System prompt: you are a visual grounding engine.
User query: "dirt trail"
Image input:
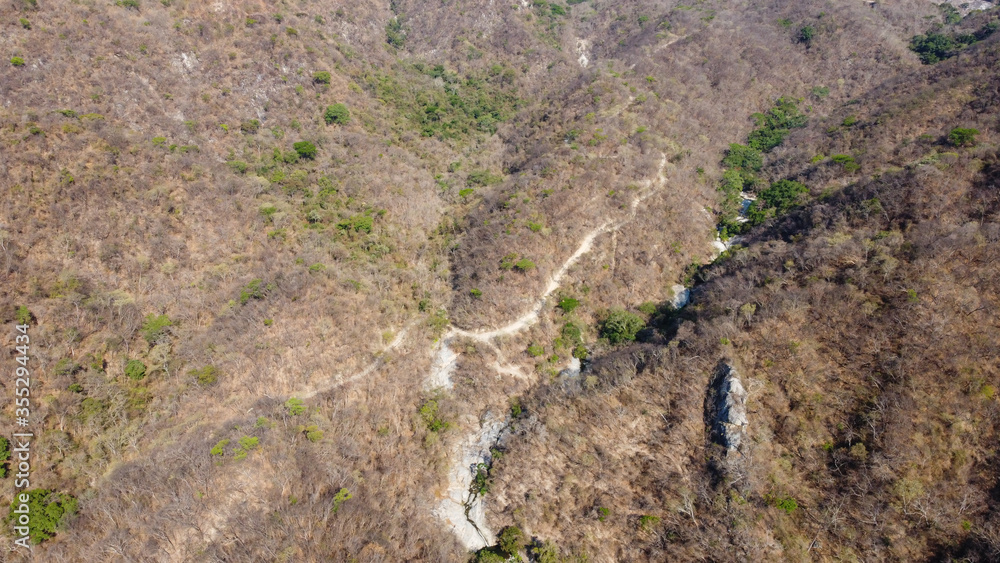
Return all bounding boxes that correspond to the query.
[429,155,668,550]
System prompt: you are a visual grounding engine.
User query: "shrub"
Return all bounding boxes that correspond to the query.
[419,399,449,432]
[10,57,25,67]
[293,141,317,159]
[638,301,657,315]
[467,169,503,186]
[470,288,482,298]
[233,436,258,460]
[313,71,331,84]
[190,365,218,386]
[125,360,147,380]
[19,18,30,29]
[210,439,229,456]
[324,103,350,125]
[910,32,957,64]
[285,397,306,415]
[15,306,31,325]
[557,297,579,313]
[798,25,814,45]
[514,258,535,272]
[0,437,9,477]
[332,488,352,513]
[116,0,139,8]
[386,17,406,48]
[8,489,77,544]
[239,279,269,304]
[240,119,260,134]
[722,143,762,172]
[948,127,979,147]
[600,308,645,345]
[497,525,526,555]
[842,115,858,127]
[747,97,807,152]
[336,214,373,234]
[527,344,545,357]
[141,314,173,344]
[638,514,661,532]
[53,358,80,376]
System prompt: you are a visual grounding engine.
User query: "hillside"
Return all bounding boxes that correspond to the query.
[0,0,998,561]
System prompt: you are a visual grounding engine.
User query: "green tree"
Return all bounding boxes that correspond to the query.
[8,489,77,544]
[10,57,25,67]
[285,397,305,415]
[948,127,979,147]
[497,525,526,554]
[125,360,147,380]
[15,306,31,325]
[798,25,815,46]
[599,308,646,345]
[324,103,350,125]
[313,71,331,84]
[141,314,173,344]
[293,141,317,159]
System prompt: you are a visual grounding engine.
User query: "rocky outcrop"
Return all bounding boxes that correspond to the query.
[712,363,748,452]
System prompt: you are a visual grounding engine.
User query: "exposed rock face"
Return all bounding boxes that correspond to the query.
[713,364,748,451]
[670,284,690,309]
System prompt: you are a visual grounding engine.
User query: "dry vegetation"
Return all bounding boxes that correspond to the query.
[0,0,997,560]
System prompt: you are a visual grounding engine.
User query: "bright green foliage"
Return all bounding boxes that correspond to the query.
[527,344,545,357]
[141,314,173,343]
[831,153,860,172]
[313,71,331,84]
[747,179,808,226]
[470,288,482,298]
[239,279,271,304]
[125,360,147,380]
[336,214,373,234]
[497,525,526,554]
[766,493,799,514]
[386,17,406,48]
[15,306,31,325]
[240,119,260,133]
[948,127,979,147]
[499,253,518,270]
[10,57,25,67]
[419,399,449,432]
[798,25,814,45]
[909,32,956,64]
[233,436,259,460]
[116,0,139,8]
[467,169,503,186]
[638,301,657,315]
[531,540,563,563]
[210,439,229,456]
[722,143,763,172]
[910,22,996,64]
[599,308,646,345]
[293,141,317,159]
[19,18,30,29]
[842,115,858,127]
[190,365,219,386]
[332,488,352,513]
[747,97,807,152]
[0,437,9,478]
[285,397,305,415]
[598,506,610,522]
[324,103,350,125]
[8,490,77,544]
[638,514,661,531]
[561,322,583,347]
[558,297,579,313]
[472,462,490,495]
[514,258,535,272]
[368,64,519,139]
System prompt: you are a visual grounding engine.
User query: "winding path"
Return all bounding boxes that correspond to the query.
[429,155,669,550]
